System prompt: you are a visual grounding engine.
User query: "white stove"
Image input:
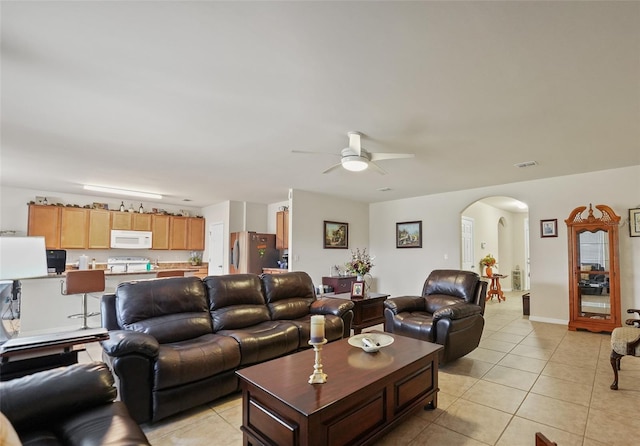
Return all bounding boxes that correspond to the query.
[107,256,150,273]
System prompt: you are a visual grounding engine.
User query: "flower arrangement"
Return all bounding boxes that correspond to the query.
[346,248,374,276]
[480,254,497,267]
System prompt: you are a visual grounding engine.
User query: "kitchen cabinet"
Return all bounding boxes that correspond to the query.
[566,204,621,333]
[151,214,170,250]
[170,216,189,250]
[60,207,89,249]
[276,210,288,250]
[132,213,152,231]
[187,217,205,250]
[111,212,132,230]
[28,204,61,249]
[88,209,111,249]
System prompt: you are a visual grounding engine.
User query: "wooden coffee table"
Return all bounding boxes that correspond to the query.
[322,292,389,334]
[236,332,442,446]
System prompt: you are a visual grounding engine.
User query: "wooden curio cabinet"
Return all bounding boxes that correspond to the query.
[565,204,621,333]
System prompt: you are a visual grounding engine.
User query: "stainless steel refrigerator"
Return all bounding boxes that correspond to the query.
[229,232,279,274]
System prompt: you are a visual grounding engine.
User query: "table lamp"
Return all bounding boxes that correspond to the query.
[0,236,48,339]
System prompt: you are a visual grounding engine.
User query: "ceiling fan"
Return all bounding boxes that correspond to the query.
[293,131,415,175]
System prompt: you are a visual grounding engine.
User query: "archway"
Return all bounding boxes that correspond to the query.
[460,196,530,293]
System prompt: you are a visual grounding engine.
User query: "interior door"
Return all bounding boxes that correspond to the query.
[461,217,475,272]
[208,222,224,276]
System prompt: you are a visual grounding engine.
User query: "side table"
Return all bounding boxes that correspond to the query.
[322,292,389,334]
[484,274,508,302]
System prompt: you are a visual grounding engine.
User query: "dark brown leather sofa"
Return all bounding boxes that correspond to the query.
[383,269,487,364]
[0,362,150,445]
[100,271,354,424]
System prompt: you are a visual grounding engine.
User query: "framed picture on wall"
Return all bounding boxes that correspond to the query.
[540,219,558,238]
[396,221,422,248]
[323,221,348,249]
[630,208,640,237]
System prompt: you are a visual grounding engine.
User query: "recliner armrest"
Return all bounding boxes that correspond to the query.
[101,330,159,358]
[383,296,426,314]
[0,362,116,430]
[310,298,355,317]
[433,302,483,321]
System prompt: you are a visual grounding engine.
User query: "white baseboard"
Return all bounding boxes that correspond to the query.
[529,315,568,325]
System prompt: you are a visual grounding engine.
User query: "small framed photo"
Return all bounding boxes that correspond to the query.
[630,208,640,237]
[540,219,558,238]
[396,221,422,248]
[92,202,109,210]
[351,281,364,298]
[323,221,348,249]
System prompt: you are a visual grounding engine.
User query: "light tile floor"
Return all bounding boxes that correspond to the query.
[79,291,640,445]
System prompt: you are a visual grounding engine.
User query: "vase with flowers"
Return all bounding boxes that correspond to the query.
[346,248,374,282]
[480,254,497,277]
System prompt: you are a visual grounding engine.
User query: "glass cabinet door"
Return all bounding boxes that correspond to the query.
[576,229,610,320]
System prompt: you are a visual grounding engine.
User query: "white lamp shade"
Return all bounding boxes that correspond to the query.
[0,236,48,280]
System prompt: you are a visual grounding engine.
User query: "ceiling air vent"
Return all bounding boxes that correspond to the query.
[514,161,538,168]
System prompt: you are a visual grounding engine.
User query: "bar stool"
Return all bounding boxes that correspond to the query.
[63,270,105,329]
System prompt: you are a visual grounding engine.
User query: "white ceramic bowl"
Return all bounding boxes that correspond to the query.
[348,333,394,353]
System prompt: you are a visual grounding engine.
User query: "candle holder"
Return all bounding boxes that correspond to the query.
[308,338,328,384]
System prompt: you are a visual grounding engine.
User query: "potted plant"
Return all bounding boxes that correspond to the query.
[345,248,374,281]
[480,254,497,277]
[189,251,202,266]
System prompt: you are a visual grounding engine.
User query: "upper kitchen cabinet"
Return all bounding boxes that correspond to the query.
[276,210,289,250]
[133,213,152,231]
[28,204,61,249]
[111,212,132,230]
[111,212,152,231]
[151,214,170,250]
[60,207,89,249]
[188,217,205,250]
[88,209,111,249]
[170,216,189,250]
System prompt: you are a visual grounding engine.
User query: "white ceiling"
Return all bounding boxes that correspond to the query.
[1,1,639,208]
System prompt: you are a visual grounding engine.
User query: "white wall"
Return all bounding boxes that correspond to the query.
[290,190,369,289]
[370,165,640,325]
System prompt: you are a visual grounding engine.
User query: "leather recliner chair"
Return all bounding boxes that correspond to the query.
[383,269,487,364]
[0,362,150,445]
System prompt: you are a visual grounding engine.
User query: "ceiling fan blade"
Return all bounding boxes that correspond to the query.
[348,132,362,157]
[292,150,339,156]
[370,152,415,162]
[322,163,343,174]
[368,161,387,175]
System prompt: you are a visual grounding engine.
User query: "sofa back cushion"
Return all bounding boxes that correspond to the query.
[422,270,481,309]
[204,274,270,331]
[115,276,212,343]
[262,272,316,320]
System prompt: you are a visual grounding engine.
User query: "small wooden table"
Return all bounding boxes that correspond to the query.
[236,333,442,446]
[484,274,508,302]
[322,292,389,334]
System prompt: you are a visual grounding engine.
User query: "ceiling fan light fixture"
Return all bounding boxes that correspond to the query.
[341,156,369,172]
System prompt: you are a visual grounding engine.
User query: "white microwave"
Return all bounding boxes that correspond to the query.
[110,230,153,249]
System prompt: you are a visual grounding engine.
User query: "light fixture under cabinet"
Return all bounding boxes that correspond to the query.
[83,185,162,200]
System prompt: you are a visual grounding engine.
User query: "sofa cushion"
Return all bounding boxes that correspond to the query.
[387,311,435,342]
[218,321,300,366]
[204,274,270,331]
[116,277,212,343]
[262,272,316,320]
[424,295,465,314]
[153,333,241,390]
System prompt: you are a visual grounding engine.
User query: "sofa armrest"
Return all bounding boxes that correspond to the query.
[310,298,354,317]
[0,362,116,430]
[101,330,159,359]
[433,302,482,321]
[383,296,426,315]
